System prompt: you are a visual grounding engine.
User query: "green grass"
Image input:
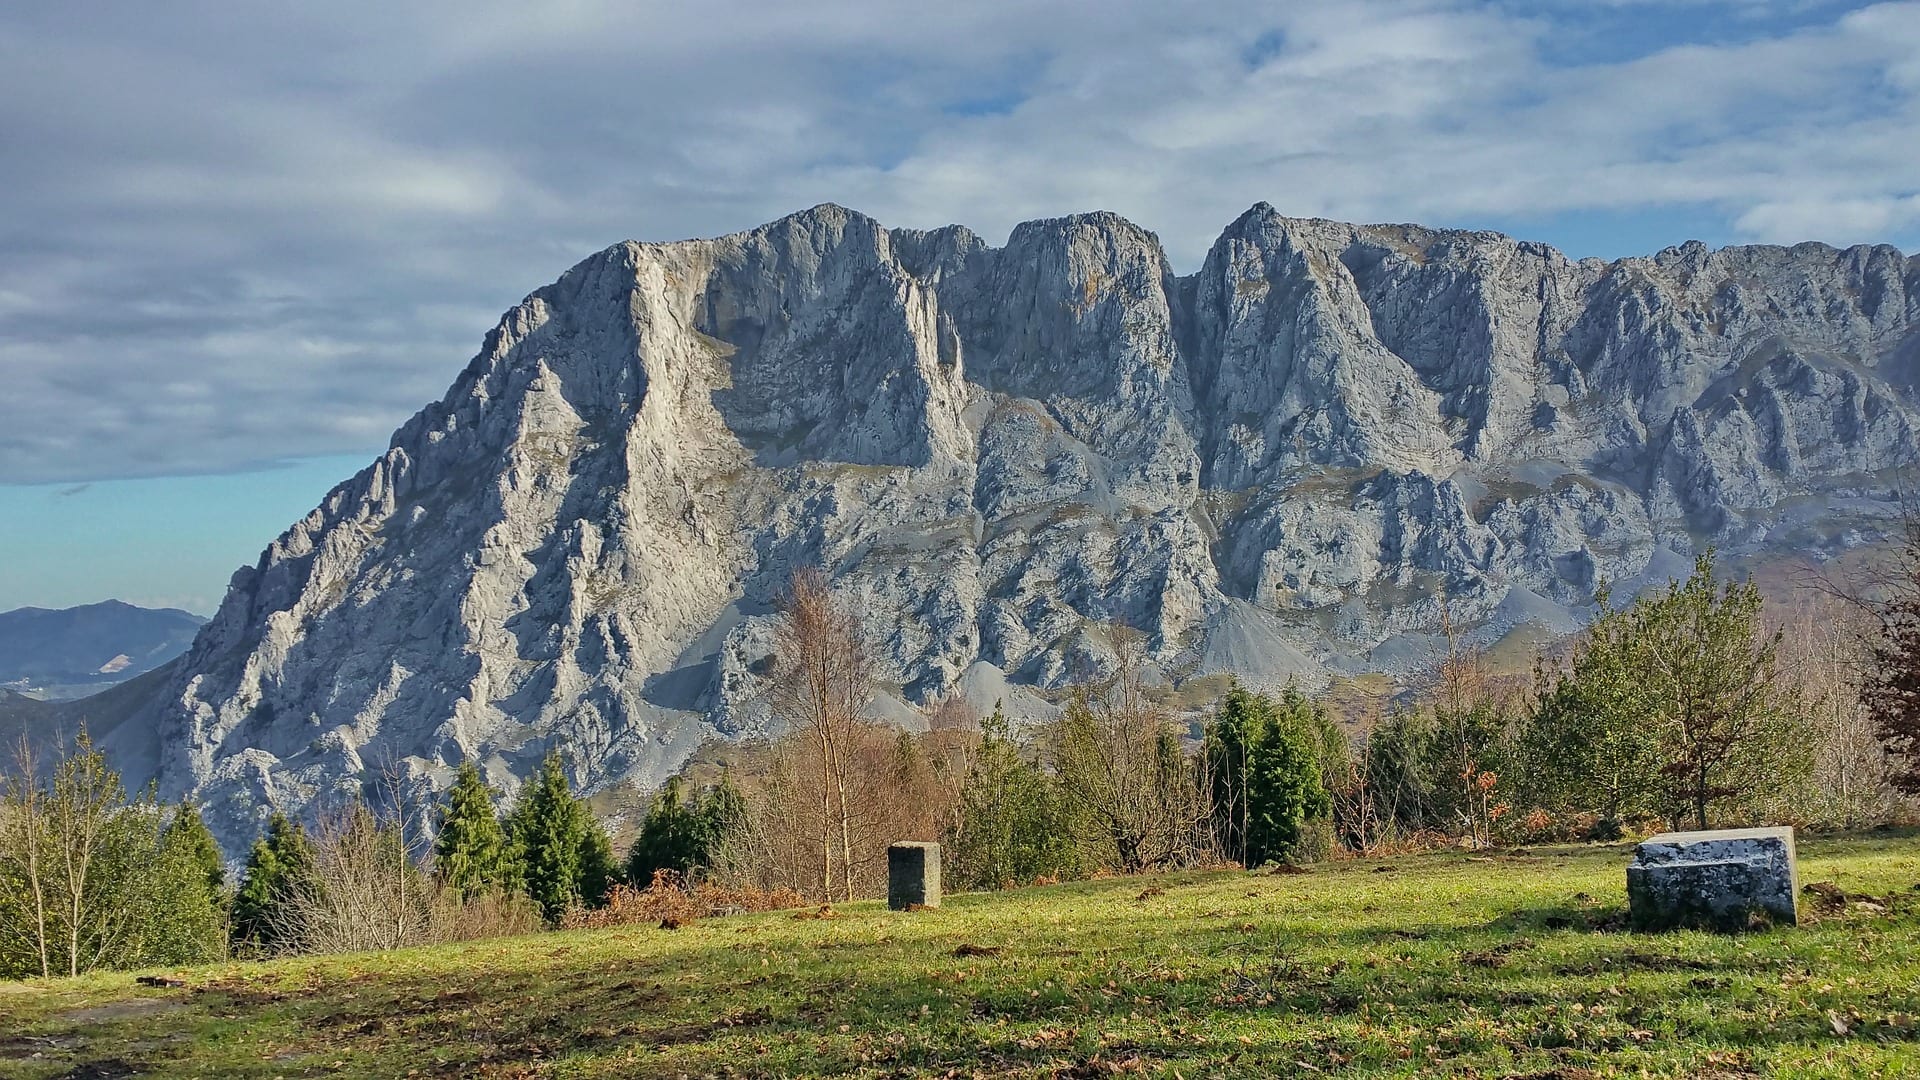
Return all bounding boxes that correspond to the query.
[5,835,1920,1078]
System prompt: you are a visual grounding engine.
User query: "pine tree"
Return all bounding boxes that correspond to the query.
[579,822,618,907]
[230,813,314,952]
[1249,687,1335,863]
[1202,683,1256,865]
[139,806,229,966]
[1521,553,1810,830]
[1205,683,1333,866]
[1522,588,1662,826]
[627,775,750,886]
[433,762,514,899]
[506,750,615,921]
[949,703,1082,889]
[1635,553,1808,829]
[165,801,227,902]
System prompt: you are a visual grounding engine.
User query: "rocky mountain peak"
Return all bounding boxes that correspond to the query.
[101,205,1920,852]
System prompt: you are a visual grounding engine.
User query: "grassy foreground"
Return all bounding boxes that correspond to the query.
[4,836,1920,1078]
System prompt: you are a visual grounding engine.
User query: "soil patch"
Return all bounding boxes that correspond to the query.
[56,997,187,1024]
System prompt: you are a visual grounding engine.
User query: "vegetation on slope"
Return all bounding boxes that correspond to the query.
[3,835,1919,1078]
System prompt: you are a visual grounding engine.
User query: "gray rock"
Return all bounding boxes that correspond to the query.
[888,841,941,910]
[1626,826,1800,931]
[88,203,1920,854]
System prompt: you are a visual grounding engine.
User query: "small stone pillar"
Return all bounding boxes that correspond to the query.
[888,841,941,910]
[1626,826,1798,932]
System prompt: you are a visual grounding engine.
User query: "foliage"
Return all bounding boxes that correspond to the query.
[505,750,616,922]
[626,775,746,887]
[1521,553,1810,830]
[280,801,438,955]
[165,801,227,902]
[1203,682,1332,866]
[720,718,962,901]
[1864,518,1920,793]
[1046,633,1212,873]
[0,733,225,978]
[946,703,1084,889]
[230,812,315,953]
[1521,589,1662,825]
[561,868,805,930]
[433,761,516,900]
[764,568,875,902]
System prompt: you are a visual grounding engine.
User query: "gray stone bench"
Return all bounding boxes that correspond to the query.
[1626,826,1798,931]
[888,841,941,910]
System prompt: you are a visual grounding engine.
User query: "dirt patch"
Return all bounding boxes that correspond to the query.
[56,997,187,1025]
[1,1034,74,1059]
[55,1060,140,1080]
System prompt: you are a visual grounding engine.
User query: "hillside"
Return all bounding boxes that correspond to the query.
[2,835,1917,1077]
[0,601,204,701]
[94,203,1919,851]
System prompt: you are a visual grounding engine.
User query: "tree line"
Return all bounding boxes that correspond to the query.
[639,551,1920,896]
[8,541,1920,977]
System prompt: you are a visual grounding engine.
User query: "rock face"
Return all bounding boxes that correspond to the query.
[1627,827,1800,931]
[105,204,1920,850]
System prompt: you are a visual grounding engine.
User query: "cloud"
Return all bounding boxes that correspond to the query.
[0,0,1915,484]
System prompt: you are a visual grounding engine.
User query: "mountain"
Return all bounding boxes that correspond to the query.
[0,601,207,701]
[99,204,1917,850]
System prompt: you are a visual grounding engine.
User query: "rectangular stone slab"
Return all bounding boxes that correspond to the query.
[888,841,941,910]
[1627,826,1798,931]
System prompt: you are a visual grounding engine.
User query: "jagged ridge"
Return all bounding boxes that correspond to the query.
[107,204,1920,849]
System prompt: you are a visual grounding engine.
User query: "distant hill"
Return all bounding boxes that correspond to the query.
[0,601,206,701]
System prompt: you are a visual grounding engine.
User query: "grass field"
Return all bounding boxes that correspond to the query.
[4,834,1920,1078]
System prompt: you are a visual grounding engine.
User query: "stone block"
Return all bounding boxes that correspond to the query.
[1626,826,1798,931]
[888,841,941,910]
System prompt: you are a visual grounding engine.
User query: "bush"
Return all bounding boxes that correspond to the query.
[562,870,805,931]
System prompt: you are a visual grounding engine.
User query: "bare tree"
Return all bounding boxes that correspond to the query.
[1047,627,1212,873]
[765,568,874,902]
[0,736,53,978]
[279,802,438,955]
[1774,592,1908,826]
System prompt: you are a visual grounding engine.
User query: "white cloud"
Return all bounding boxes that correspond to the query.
[0,0,1914,484]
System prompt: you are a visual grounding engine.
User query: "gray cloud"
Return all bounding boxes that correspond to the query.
[0,0,1915,484]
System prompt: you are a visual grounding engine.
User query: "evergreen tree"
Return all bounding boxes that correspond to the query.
[1520,553,1810,830]
[137,807,229,966]
[506,750,615,921]
[1248,687,1335,864]
[165,801,227,901]
[626,775,747,886]
[579,820,618,906]
[1634,553,1808,828]
[433,762,514,899]
[230,813,314,952]
[1205,684,1333,866]
[948,703,1083,889]
[1522,588,1661,826]
[1202,683,1260,865]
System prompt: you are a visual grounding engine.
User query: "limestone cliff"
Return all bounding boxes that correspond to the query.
[110,204,1920,847]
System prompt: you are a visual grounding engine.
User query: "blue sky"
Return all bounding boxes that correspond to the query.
[2,0,1918,613]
